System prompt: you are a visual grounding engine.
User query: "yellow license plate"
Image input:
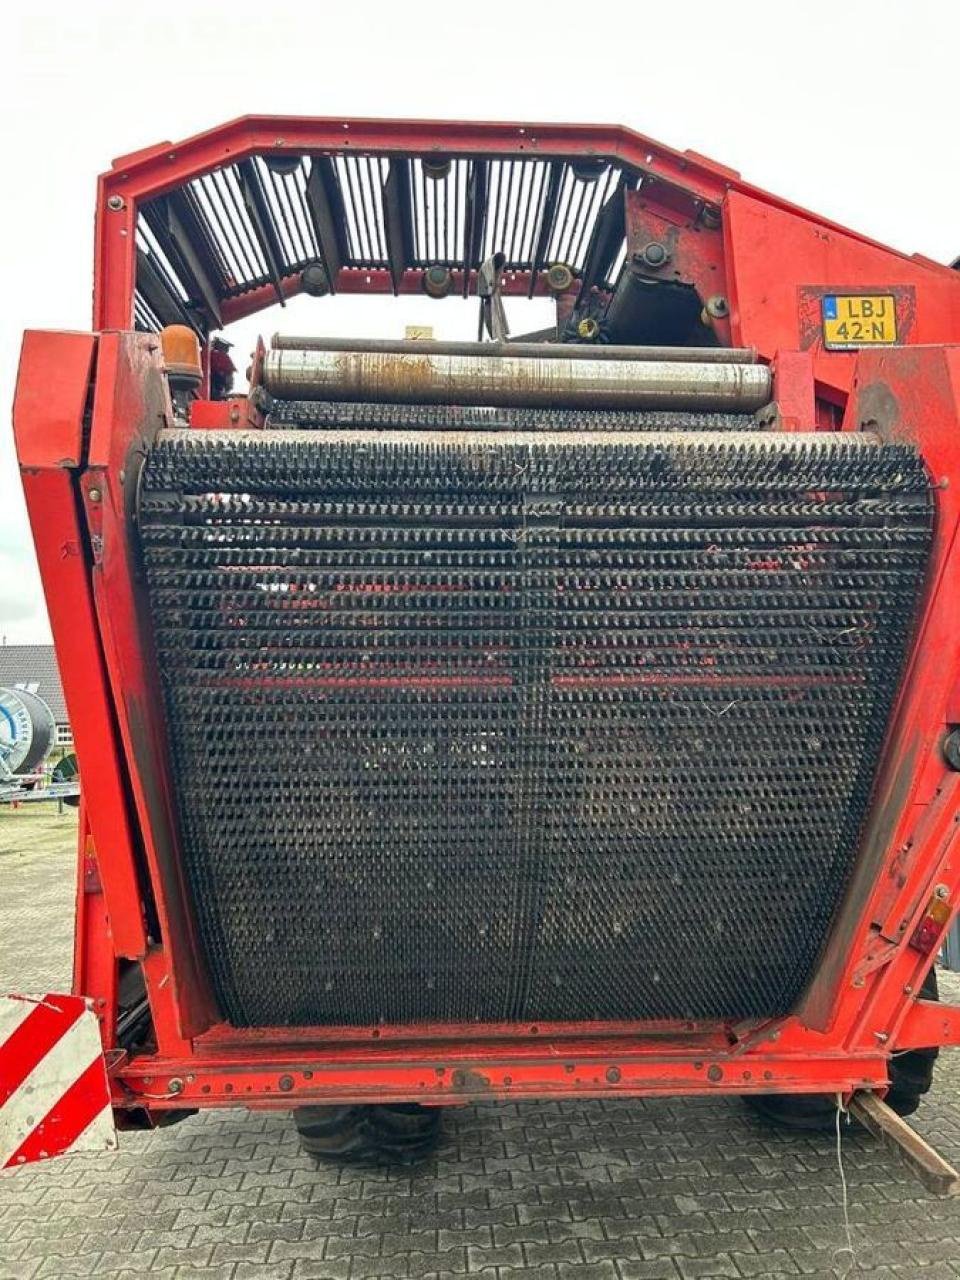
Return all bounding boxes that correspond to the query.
[821,294,897,349]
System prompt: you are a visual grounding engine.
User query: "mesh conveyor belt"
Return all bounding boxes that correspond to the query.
[139,428,932,1028]
[267,400,758,432]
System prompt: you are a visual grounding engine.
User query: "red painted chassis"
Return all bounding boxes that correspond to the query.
[12,117,960,1120]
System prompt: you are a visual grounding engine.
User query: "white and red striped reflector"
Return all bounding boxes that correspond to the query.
[0,993,116,1169]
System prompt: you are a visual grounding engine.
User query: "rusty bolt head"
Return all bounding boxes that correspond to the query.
[605,1066,621,1084]
[422,265,453,299]
[107,195,126,212]
[278,1074,294,1092]
[546,262,574,293]
[707,1065,723,1083]
[167,1077,185,1095]
[701,206,722,230]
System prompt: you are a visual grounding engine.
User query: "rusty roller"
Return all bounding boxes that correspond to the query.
[263,347,772,411]
[270,335,758,363]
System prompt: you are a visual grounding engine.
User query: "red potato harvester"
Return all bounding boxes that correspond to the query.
[5,116,960,1184]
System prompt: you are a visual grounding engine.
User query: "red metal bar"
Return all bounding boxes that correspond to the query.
[220,268,551,324]
[13,334,147,962]
[113,1038,889,1110]
[83,332,216,1047]
[72,812,119,1051]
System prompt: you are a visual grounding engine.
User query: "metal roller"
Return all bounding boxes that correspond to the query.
[270,335,758,364]
[263,348,772,412]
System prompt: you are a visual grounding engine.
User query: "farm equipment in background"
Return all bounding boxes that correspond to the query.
[0,685,80,806]
[6,116,960,1186]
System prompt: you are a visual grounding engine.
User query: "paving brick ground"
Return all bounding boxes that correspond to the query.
[3,809,960,1278]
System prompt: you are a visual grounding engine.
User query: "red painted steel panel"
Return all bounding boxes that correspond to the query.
[13,332,95,469]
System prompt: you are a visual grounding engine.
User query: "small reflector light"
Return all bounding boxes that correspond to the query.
[909,893,952,954]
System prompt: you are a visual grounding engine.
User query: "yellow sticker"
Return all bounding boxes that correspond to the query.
[821,294,898,349]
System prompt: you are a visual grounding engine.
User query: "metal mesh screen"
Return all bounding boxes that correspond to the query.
[138,427,931,1028]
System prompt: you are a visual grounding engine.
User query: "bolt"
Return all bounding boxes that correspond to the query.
[875,1032,889,1043]
[546,262,574,294]
[705,294,729,319]
[637,241,670,269]
[423,157,452,181]
[167,1077,185,1095]
[422,265,453,299]
[943,729,960,771]
[572,158,605,183]
[87,487,102,503]
[264,153,300,176]
[577,317,600,341]
[301,263,330,297]
[278,1074,294,1092]
[935,883,950,901]
[701,206,721,230]
[605,1066,621,1084]
[707,1065,723,1082]
[107,195,126,212]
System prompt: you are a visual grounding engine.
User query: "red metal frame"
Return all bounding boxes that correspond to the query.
[13,117,960,1117]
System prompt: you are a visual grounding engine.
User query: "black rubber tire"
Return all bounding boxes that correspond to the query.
[294,1103,441,1164]
[744,969,939,1131]
[294,1105,370,1158]
[885,967,939,1117]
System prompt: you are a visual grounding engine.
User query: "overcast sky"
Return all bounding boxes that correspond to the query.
[3,1,957,643]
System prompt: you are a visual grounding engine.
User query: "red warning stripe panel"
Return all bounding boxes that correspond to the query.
[3,1056,111,1168]
[0,996,85,1103]
[0,993,116,1170]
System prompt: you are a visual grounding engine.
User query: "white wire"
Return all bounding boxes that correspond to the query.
[834,1096,857,1278]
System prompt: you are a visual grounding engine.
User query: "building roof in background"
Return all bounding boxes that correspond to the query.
[0,644,68,723]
